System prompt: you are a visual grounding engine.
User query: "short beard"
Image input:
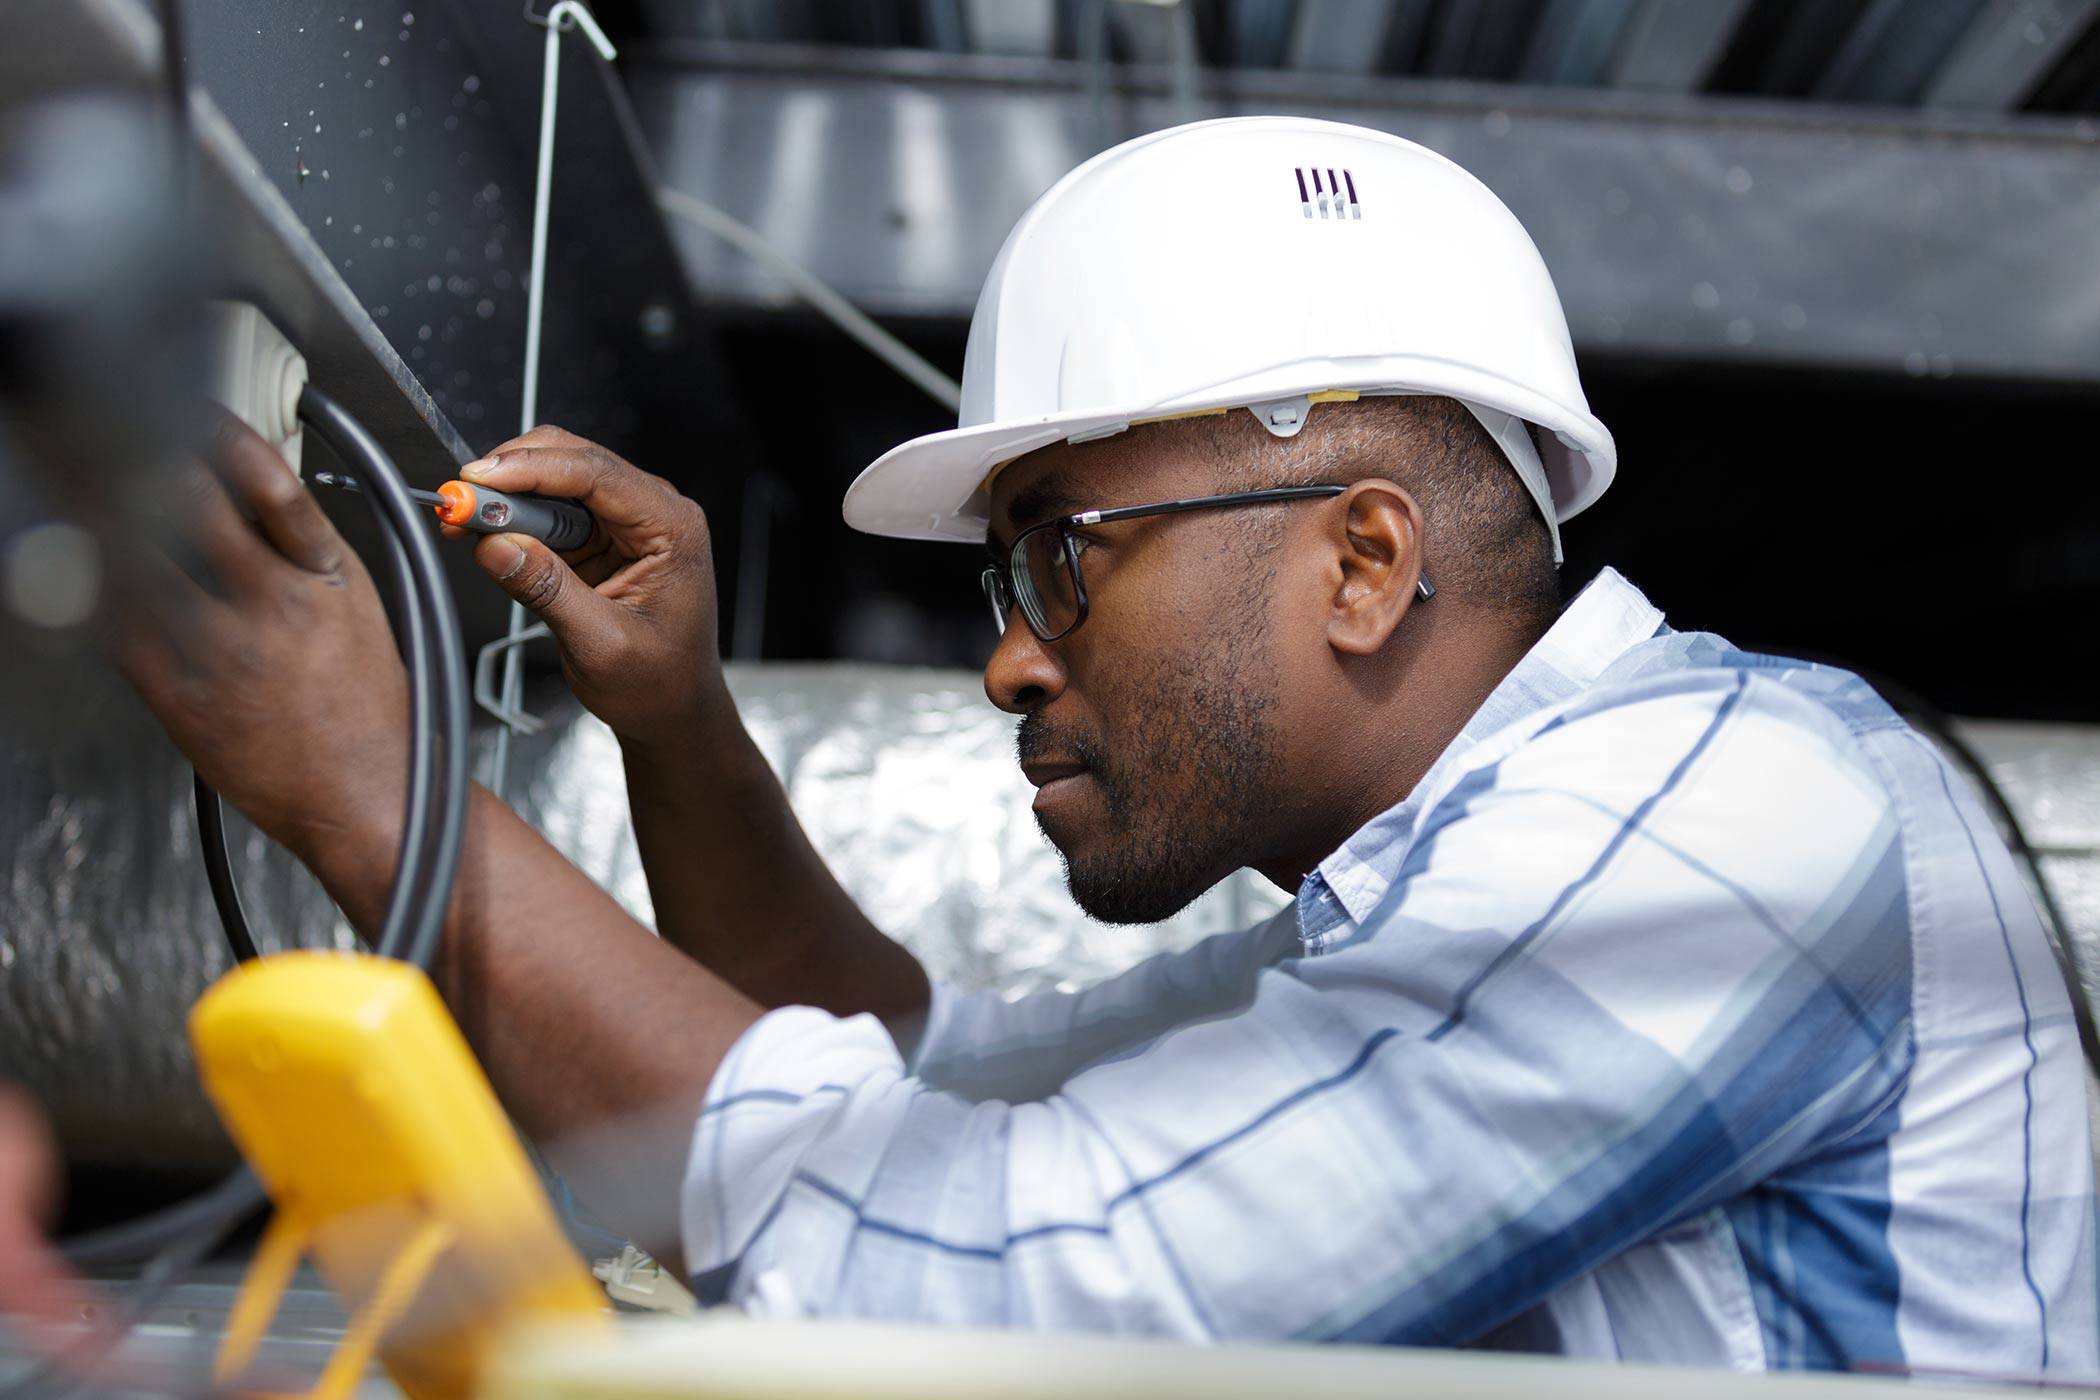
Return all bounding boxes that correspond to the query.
[1019,613,1283,925]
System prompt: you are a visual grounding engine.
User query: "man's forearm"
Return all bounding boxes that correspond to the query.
[619,711,931,1035]
[303,785,761,1258]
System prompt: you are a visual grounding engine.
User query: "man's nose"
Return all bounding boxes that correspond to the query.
[983,618,1067,715]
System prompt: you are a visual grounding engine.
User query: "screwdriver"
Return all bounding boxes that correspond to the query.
[312,472,595,552]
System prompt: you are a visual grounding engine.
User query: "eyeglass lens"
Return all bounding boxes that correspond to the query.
[1011,529,1081,640]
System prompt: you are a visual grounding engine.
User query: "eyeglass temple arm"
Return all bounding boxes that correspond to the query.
[1070,486,1345,529]
[1068,488,1433,600]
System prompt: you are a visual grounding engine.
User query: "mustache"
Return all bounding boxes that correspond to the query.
[1016,712,1108,774]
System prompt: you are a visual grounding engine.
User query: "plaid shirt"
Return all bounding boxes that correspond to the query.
[681,568,2097,1373]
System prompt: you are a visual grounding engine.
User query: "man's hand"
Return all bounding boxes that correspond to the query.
[112,413,409,863]
[453,426,726,747]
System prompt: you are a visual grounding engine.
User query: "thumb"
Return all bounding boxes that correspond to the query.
[474,533,609,640]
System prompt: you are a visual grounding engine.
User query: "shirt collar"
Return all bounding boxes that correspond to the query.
[1305,567,1667,938]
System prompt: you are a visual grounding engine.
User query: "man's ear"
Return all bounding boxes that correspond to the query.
[1325,480,1426,657]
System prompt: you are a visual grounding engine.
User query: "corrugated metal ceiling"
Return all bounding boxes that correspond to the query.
[601,0,2100,114]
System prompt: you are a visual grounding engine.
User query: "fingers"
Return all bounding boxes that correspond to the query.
[472,533,618,642]
[158,457,265,594]
[147,408,345,598]
[102,546,224,705]
[204,412,345,576]
[460,439,686,538]
[480,423,588,461]
[104,534,222,639]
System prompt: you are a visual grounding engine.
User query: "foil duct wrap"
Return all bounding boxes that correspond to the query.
[0,682,353,1170]
[516,664,1291,996]
[5,664,2097,1169]
[0,663,1287,1167]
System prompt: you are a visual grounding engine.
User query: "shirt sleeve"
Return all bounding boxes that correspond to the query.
[906,910,1301,1102]
[681,670,1916,1341]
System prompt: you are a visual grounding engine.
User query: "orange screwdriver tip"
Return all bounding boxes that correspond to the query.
[433,480,477,527]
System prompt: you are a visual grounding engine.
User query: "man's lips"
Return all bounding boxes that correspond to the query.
[1023,758,1096,816]
[1021,758,1089,790]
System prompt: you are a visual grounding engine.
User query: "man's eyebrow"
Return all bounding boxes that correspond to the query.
[989,478,1083,551]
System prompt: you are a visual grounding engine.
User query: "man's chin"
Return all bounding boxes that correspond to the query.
[1063,867,1210,926]
[1043,830,1214,926]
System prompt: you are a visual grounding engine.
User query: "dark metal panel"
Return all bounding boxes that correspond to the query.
[2,0,468,487]
[1604,0,1755,90]
[1923,0,2100,108]
[634,42,2100,383]
[177,0,534,445]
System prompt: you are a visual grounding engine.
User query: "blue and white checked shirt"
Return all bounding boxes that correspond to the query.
[682,567,2097,1373]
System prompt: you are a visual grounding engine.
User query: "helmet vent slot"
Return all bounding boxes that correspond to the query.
[1296,166,1361,220]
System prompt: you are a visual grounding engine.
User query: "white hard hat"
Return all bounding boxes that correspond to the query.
[842,115,1615,563]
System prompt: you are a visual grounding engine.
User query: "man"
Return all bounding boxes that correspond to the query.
[21,116,2097,1371]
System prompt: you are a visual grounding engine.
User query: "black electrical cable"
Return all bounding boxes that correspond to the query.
[193,776,258,964]
[296,384,471,972]
[187,447,434,969]
[191,510,428,967]
[369,507,436,961]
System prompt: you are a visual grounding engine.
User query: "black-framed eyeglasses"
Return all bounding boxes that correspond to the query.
[981,485,1435,642]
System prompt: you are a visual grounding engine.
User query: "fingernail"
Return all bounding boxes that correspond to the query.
[482,534,525,579]
[461,454,501,479]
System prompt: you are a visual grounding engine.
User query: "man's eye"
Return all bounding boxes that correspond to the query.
[1068,534,1097,558]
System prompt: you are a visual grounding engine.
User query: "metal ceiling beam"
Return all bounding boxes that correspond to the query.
[633,41,2100,385]
[961,0,1057,56]
[1521,0,1643,86]
[1419,0,1535,79]
[1226,0,1296,69]
[1604,0,1756,90]
[1814,0,1993,103]
[1287,0,1429,74]
[1106,0,1183,66]
[1922,0,2100,107]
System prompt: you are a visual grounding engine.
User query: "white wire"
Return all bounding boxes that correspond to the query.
[486,2,616,798]
[655,187,961,414]
[484,9,960,796]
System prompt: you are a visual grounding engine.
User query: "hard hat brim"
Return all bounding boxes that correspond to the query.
[843,359,1618,545]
